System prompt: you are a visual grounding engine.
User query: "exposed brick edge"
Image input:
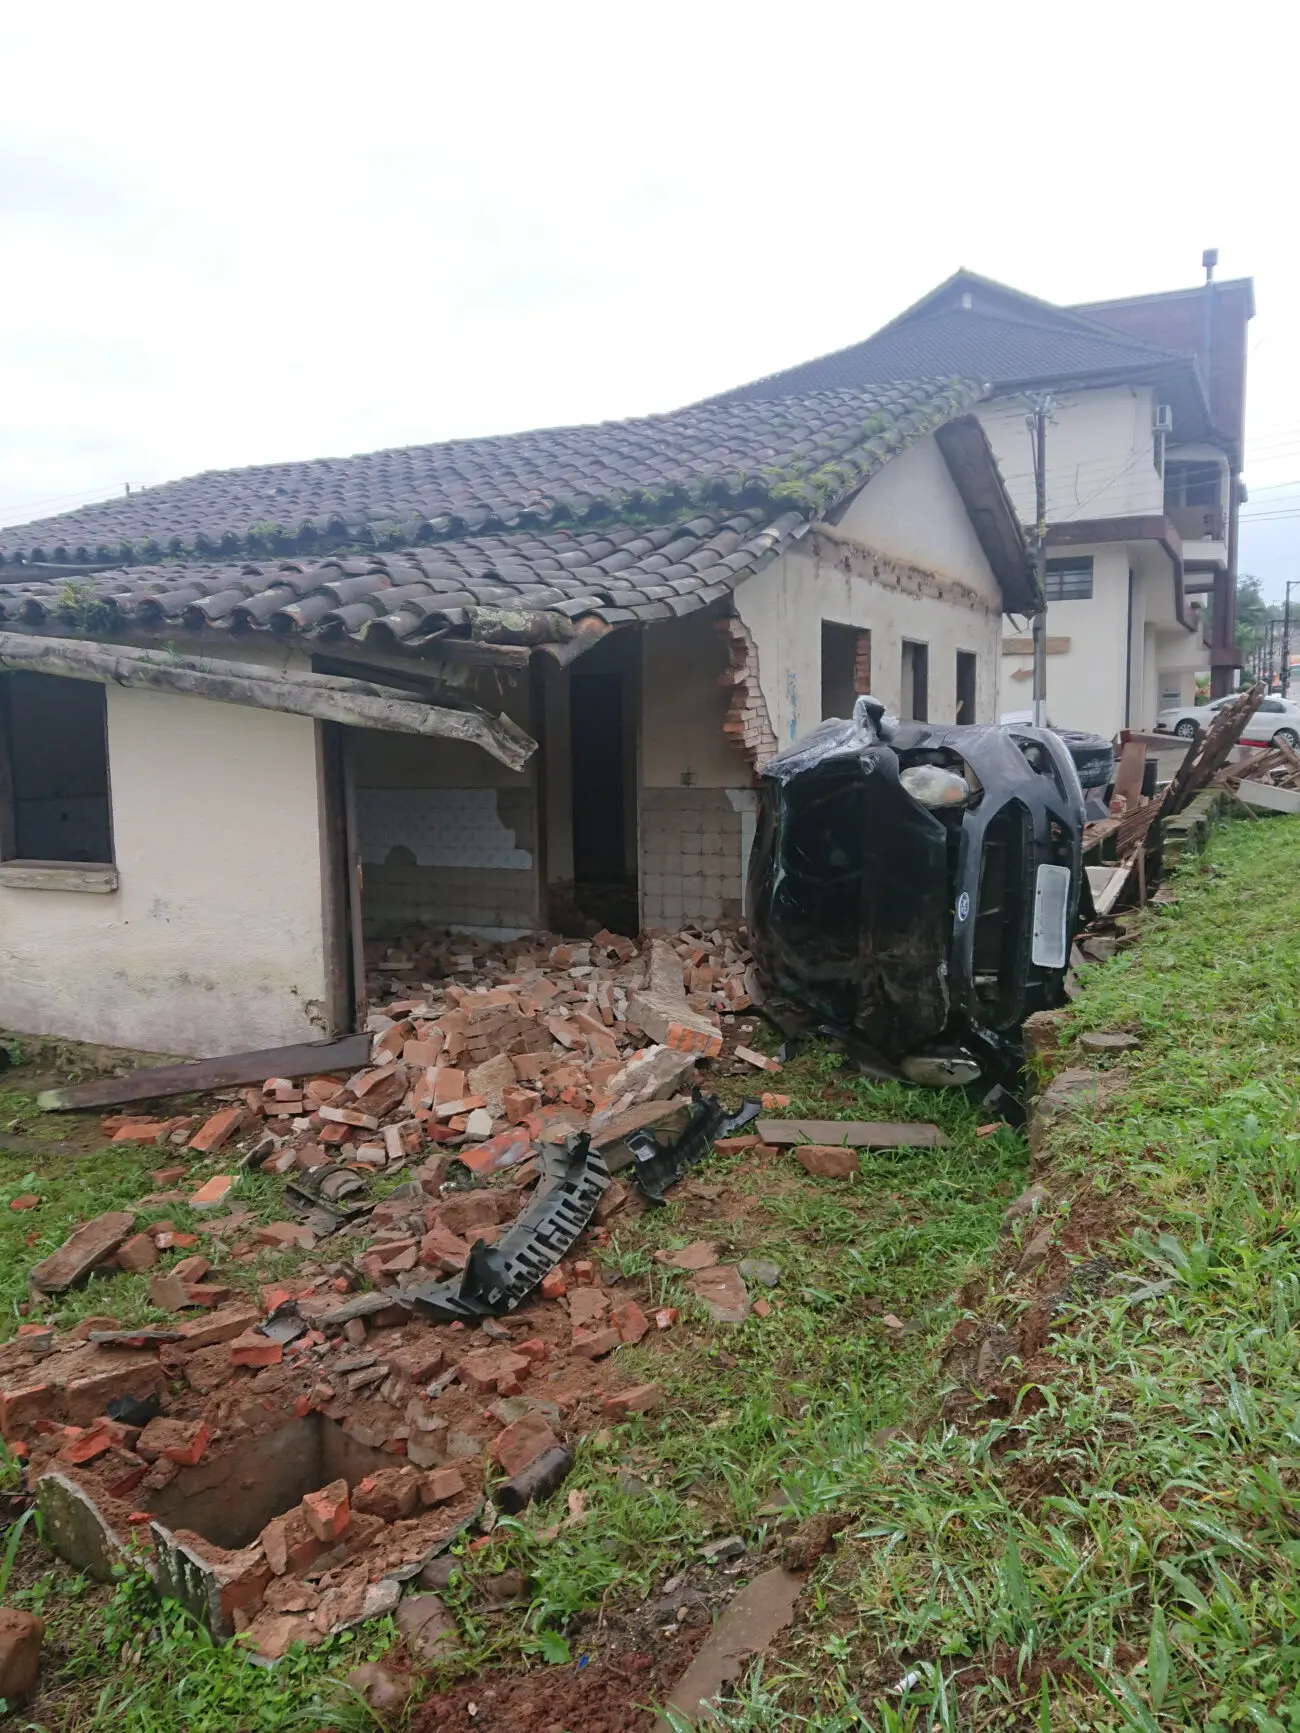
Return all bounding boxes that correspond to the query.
[716,614,778,777]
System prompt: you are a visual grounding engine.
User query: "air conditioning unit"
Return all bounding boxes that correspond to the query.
[1153,404,1174,434]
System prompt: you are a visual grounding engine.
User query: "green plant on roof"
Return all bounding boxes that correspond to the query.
[53,580,117,634]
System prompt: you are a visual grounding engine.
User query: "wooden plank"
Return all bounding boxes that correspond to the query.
[36,1033,371,1112]
[1087,861,1133,917]
[756,1119,947,1149]
[0,631,536,770]
[1113,739,1147,812]
[1237,781,1300,814]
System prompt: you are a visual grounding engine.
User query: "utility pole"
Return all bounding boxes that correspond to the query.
[1028,396,1053,729]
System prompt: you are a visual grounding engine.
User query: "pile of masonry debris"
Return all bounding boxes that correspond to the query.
[4,703,1275,1672]
[3,924,928,1662]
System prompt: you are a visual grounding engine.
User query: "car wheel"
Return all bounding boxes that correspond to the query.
[1174,718,1200,740]
[1274,728,1300,749]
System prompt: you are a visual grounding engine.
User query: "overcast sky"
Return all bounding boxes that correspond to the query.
[2,3,1294,595]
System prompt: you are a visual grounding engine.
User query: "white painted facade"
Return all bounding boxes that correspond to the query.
[736,434,1005,746]
[977,386,1209,733]
[0,427,1023,1047]
[0,685,331,1057]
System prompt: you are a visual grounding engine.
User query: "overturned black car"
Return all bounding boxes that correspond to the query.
[747,697,1085,1088]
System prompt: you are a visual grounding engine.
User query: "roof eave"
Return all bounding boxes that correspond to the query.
[933,415,1038,615]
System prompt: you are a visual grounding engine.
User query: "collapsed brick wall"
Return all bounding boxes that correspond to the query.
[641,789,745,929]
[717,615,778,773]
[358,788,539,935]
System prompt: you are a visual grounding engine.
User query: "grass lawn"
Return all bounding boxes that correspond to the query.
[4,812,1297,1729]
[703,816,1300,1729]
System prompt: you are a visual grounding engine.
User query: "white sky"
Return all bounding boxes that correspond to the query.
[2,2,1294,594]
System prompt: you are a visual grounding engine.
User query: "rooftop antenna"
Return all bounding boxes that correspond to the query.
[1202,248,1218,381]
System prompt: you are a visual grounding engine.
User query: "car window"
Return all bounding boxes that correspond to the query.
[1261,699,1284,713]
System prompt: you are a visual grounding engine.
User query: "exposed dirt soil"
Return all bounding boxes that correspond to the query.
[411,1628,705,1732]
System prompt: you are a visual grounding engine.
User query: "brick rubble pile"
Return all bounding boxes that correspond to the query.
[0,924,783,1658]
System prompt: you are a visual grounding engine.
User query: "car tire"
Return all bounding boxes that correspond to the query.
[1274,728,1300,749]
[1174,718,1200,740]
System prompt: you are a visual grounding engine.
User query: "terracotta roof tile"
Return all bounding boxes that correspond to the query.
[0,379,986,652]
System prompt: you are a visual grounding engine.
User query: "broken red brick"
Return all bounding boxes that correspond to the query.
[187,1174,236,1211]
[301,1478,351,1542]
[352,1465,421,1521]
[540,1269,567,1300]
[571,1327,621,1361]
[611,1300,650,1344]
[172,1255,211,1284]
[456,1347,529,1394]
[318,1104,380,1130]
[602,1384,663,1417]
[148,1273,192,1311]
[654,1306,679,1331]
[111,1120,170,1144]
[30,1211,136,1294]
[138,1415,211,1467]
[254,1222,315,1250]
[572,1260,595,1285]
[189,1109,247,1154]
[229,1331,283,1369]
[492,1410,560,1477]
[388,1342,444,1383]
[422,1467,466,1505]
[502,1085,541,1124]
[116,1233,159,1274]
[60,1425,114,1465]
[753,1298,772,1317]
[8,1195,39,1213]
[419,1224,473,1274]
[516,1337,549,1363]
[792,1145,859,1179]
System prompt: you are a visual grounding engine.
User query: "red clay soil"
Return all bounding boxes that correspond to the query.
[411,1630,704,1733]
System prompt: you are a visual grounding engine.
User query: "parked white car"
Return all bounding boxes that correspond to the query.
[1155,694,1300,747]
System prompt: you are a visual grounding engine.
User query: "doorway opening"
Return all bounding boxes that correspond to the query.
[955,650,977,724]
[901,640,929,722]
[568,640,638,934]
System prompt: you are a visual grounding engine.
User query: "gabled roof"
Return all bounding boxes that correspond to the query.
[0,378,1032,654]
[707,269,1210,429]
[0,381,966,571]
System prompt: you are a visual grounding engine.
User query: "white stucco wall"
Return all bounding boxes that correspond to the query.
[0,685,330,1056]
[1002,545,1131,732]
[641,613,751,788]
[836,436,1005,607]
[735,433,1005,746]
[976,386,1163,527]
[1002,539,1207,735]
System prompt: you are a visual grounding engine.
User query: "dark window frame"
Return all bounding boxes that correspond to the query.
[0,671,115,867]
[1044,557,1094,602]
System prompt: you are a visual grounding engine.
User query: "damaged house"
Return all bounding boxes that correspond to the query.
[0,378,1035,1058]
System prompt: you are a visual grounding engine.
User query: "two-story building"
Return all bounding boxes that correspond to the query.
[712,268,1254,736]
